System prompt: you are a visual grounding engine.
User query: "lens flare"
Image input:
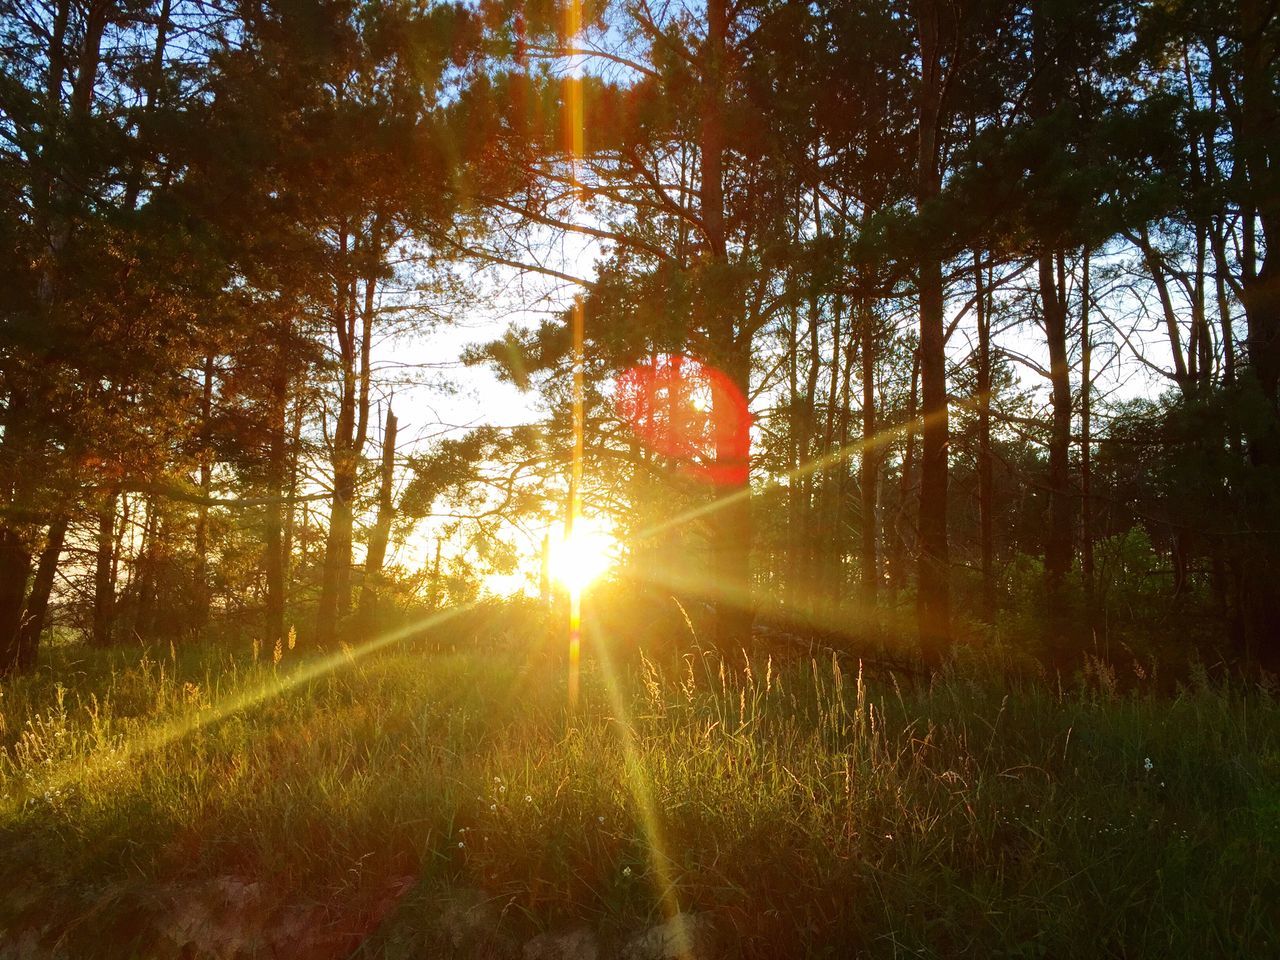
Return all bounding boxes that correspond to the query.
[613,353,751,485]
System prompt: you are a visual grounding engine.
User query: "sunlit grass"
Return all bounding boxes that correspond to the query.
[1,631,1277,957]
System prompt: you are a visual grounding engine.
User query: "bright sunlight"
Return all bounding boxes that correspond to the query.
[546,516,617,592]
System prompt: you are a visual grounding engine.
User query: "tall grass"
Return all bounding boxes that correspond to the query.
[1,634,1276,958]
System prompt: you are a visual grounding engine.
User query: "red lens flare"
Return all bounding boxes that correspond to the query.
[614,354,751,485]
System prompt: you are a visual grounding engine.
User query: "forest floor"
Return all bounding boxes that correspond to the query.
[0,623,1277,959]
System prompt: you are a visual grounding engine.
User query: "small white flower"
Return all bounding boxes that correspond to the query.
[1143,758,1153,772]
[457,841,465,849]
[524,795,533,803]
[499,784,507,794]
[622,866,633,878]
[597,816,605,824]
[490,804,497,812]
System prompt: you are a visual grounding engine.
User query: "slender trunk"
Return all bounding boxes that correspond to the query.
[32,0,70,250]
[92,490,117,647]
[429,539,444,609]
[1193,223,1212,390]
[822,291,845,617]
[889,351,921,600]
[1137,227,1191,392]
[834,318,856,612]
[317,231,358,646]
[193,354,214,631]
[801,294,820,612]
[1080,249,1095,606]
[859,301,878,607]
[263,354,289,647]
[359,405,398,633]
[914,0,950,665]
[133,498,159,641]
[974,250,995,621]
[1041,251,1074,649]
[1211,221,1237,388]
[787,305,801,609]
[282,395,304,592]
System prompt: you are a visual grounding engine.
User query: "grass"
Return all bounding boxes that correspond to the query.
[1,620,1277,958]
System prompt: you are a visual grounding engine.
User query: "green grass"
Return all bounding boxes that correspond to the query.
[1,628,1277,958]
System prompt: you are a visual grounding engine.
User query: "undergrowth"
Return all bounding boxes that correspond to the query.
[0,630,1276,958]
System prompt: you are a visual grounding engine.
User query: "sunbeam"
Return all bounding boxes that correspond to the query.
[630,400,963,546]
[586,617,698,958]
[2,604,476,817]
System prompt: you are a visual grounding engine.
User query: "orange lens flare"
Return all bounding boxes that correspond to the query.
[613,354,752,485]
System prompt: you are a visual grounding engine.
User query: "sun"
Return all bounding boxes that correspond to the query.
[547,516,617,592]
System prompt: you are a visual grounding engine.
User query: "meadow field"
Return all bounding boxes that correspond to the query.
[1,617,1276,959]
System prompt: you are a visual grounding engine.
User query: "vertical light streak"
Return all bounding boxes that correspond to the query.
[564,0,585,711]
[555,10,687,939]
[589,620,694,957]
[568,294,585,710]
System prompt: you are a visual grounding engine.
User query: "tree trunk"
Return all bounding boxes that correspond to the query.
[0,409,36,677]
[0,528,32,676]
[834,315,857,611]
[193,353,215,631]
[1211,221,1238,388]
[317,230,360,646]
[359,404,398,634]
[17,512,69,672]
[974,250,995,621]
[92,490,117,647]
[1238,0,1280,414]
[914,0,950,666]
[282,394,304,595]
[859,302,878,607]
[787,305,802,610]
[701,0,753,646]
[1080,249,1095,608]
[133,498,159,641]
[800,292,820,613]
[429,539,443,610]
[709,346,754,645]
[1233,0,1280,668]
[263,356,289,647]
[1041,251,1075,655]
[889,350,920,600]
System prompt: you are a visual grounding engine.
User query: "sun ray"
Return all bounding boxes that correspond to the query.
[624,562,919,648]
[4,604,477,816]
[586,617,696,956]
[630,395,978,546]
